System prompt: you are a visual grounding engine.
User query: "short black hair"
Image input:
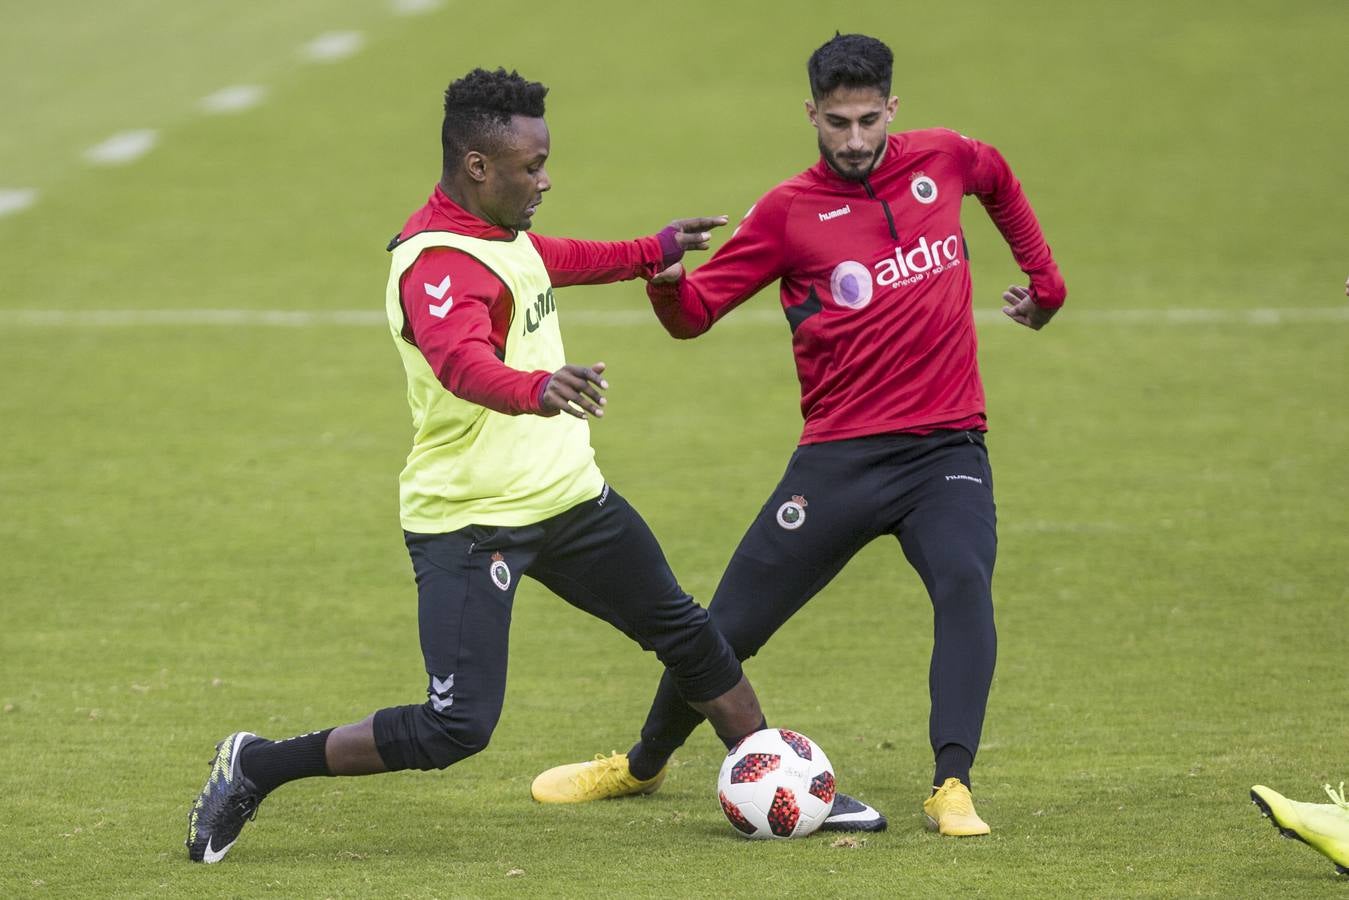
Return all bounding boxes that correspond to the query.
[807,33,893,99]
[441,68,548,173]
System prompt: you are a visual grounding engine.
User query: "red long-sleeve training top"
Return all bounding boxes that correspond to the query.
[394,186,679,414]
[647,129,1066,444]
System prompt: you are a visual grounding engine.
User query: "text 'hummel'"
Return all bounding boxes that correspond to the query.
[819,204,851,222]
[523,288,556,334]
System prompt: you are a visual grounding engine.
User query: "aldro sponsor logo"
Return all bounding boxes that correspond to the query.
[523,287,556,335]
[826,232,962,309]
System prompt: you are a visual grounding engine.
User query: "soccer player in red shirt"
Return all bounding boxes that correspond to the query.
[533,33,1067,837]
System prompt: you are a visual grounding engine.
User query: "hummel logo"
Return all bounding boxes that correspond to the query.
[425,275,453,318]
[944,474,983,484]
[523,288,556,335]
[425,275,451,299]
[818,204,851,222]
[429,673,455,712]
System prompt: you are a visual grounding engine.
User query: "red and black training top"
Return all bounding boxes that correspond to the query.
[647,129,1066,445]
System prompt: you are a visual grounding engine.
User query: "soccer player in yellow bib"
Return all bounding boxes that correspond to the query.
[185,68,765,864]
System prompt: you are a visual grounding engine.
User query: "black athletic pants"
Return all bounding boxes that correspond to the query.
[634,430,998,765]
[373,486,743,771]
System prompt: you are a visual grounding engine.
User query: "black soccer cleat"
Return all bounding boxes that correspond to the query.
[185,732,265,863]
[819,791,888,832]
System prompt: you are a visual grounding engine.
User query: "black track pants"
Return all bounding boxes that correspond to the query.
[634,430,998,765]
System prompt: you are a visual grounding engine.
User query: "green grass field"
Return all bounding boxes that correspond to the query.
[2,1,1347,896]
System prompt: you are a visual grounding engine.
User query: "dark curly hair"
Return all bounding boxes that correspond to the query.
[807,33,893,99]
[441,68,548,174]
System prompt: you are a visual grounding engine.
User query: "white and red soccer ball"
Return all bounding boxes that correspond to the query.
[716,728,835,839]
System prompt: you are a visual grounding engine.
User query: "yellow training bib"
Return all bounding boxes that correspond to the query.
[384,230,603,533]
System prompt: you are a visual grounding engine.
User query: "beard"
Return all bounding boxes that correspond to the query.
[819,138,885,183]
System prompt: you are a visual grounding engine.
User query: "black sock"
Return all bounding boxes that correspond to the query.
[627,719,769,782]
[720,717,768,751]
[625,741,670,782]
[626,715,769,782]
[240,729,334,796]
[933,743,973,790]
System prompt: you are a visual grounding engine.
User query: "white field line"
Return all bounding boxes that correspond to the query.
[391,0,446,14]
[2,308,1347,328]
[199,85,267,114]
[301,31,364,62]
[11,4,442,219]
[0,189,39,218]
[83,130,159,165]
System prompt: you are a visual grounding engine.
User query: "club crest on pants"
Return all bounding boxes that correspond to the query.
[776,494,808,530]
[489,552,511,591]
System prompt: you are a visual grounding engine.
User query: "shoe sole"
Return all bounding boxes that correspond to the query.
[1251,789,1349,876]
[1250,789,1310,847]
[924,813,990,837]
[819,815,888,833]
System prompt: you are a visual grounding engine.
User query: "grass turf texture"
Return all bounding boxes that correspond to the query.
[2,0,1347,896]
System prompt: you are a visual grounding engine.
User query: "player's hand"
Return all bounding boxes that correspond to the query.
[651,262,685,286]
[1001,285,1057,330]
[667,216,729,251]
[540,362,608,419]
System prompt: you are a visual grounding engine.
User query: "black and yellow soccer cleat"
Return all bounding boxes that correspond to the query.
[185,732,265,863]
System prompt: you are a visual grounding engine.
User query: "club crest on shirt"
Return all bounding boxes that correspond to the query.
[489,552,511,591]
[776,495,808,530]
[911,174,938,205]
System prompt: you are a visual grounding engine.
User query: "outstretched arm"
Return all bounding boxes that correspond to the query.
[646,191,791,338]
[528,217,728,287]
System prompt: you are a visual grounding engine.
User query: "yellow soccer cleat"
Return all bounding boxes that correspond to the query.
[531,752,666,804]
[1250,782,1349,875]
[923,777,991,836]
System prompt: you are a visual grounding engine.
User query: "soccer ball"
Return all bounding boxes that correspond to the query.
[716,728,835,839]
